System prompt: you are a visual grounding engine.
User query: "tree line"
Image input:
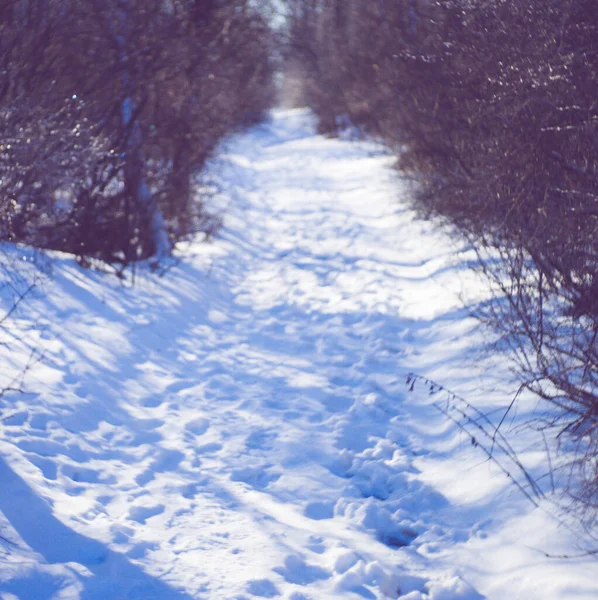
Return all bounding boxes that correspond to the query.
[288,0,598,517]
[1,0,275,268]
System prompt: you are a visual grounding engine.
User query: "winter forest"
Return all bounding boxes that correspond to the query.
[0,1,597,599]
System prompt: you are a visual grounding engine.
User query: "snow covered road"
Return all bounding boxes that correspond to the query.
[0,110,596,599]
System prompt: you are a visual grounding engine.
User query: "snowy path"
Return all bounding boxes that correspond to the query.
[0,110,596,600]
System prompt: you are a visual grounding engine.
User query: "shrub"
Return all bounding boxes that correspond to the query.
[289,0,598,516]
[0,0,276,265]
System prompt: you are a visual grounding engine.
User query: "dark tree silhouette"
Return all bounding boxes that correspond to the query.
[288,0,598,517]
[1,0,275,266]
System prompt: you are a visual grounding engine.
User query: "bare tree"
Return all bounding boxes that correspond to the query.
[1,0,276,266]
[288,0,598,518]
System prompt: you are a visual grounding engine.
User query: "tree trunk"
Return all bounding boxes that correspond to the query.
[117,0,170,261]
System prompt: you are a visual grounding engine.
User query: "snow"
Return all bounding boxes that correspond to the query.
[0,109,596,599]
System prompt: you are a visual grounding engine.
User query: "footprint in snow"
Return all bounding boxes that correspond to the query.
[75,385,90,398]
[126,540,159,559]
[30,413,52,431]
[165,379,197,394]
[382,529,418,549]
[62,464,116,484]
[135,470,155,486]
[153,449,185,472]
[195,442,223,454]
[230,466,281,490]
[110,524,134,544]
[135,449,186,486]
[128,505,165,524]
[245,428,277,451]
[185,418,210,436]
[3,411,28,426]
[17,439,87,462]
[306,535,326,555]
[246,579,280,598]
[141,394,164,408]
[273,555,331,586]
[28,456,57,480]
[304,501,334,521]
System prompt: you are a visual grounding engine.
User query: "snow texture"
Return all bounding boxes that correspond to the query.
[0,109,596,599]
